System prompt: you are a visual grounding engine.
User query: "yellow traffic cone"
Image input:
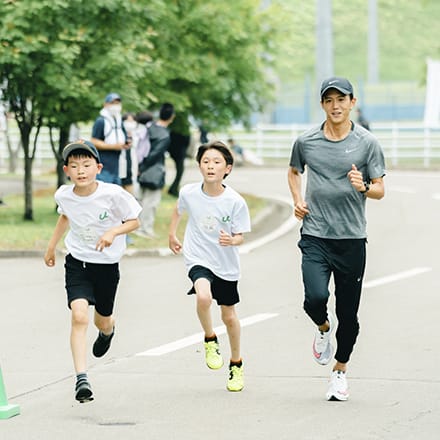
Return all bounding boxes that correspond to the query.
[0,366,20,419]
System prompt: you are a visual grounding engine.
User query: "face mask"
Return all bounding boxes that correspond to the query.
[124,121,137,132]
[107,104,122,117]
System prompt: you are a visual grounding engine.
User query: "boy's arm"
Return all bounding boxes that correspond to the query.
[96,218,140,252]
[44,214,69,267]
[168,205,183,254]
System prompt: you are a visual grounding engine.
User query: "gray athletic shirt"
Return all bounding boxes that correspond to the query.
[289,122,385,239]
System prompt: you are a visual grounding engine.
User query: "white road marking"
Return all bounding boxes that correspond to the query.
[364,267,432,289]
[136,313,279,357]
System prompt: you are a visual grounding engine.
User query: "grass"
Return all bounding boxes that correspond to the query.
[0,185,267,251]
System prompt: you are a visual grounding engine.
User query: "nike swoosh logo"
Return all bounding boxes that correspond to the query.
[328,80,337,85]
[345,148,359,153]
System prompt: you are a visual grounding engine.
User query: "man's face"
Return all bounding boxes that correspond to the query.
[105,99,122,116]
[321,90,356,125]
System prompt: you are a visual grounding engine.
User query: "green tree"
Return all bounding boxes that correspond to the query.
[139,0,279,130]
[0,0,160,218]
[0,0,281,221]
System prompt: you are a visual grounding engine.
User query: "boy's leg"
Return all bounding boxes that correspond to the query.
[220,305,241,362]
[221,305,244,392]
[70,299,90,374]
[194,277,223,369]
[194,278,214,337]
[92,311,115,358]
[94,311,115,335]
[70,299,94,402]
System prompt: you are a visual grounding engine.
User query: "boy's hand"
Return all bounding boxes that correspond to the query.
[96,231,116,251]
[219,229,233,247]
[44,249,56,267]
[169,235,182,254]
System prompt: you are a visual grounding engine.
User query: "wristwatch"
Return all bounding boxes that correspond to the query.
[360,182,370,194]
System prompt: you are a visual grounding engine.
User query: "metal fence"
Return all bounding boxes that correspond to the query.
[1,122,440,171]
[223,122,440,168]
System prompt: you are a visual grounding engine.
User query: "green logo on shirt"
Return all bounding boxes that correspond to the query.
[99,211,109,221]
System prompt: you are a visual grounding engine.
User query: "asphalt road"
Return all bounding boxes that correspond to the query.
[1,167,439,439]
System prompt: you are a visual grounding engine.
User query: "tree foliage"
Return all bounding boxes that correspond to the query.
[0,0,279,218]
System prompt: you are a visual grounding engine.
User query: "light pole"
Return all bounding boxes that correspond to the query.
[315,0,334,118]
[367,0,379,83]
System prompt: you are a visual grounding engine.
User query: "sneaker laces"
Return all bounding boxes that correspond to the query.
[206,341,220,355]
[315,327,330,353]
[229,365,242,381]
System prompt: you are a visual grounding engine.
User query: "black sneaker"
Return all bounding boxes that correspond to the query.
[75,379,94,403]
[92,328,115,358]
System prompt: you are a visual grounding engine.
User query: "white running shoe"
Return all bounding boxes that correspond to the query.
[326,370,349,401]
[312,313,335,365]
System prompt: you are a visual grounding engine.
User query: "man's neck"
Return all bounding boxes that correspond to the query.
[156,119,170,128]
[323,120,352,141]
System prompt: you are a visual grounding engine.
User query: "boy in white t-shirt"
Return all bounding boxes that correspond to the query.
[44,140,141,403]
[169,140,251,392]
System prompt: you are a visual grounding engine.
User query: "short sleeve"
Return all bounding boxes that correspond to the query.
[289,137,305,173]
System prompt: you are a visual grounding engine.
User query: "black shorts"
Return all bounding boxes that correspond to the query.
[187,265,240,306]
[64,254,120,317]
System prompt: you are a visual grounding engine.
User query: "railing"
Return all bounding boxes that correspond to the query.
[1,122,440,170]
[222,122,440,168]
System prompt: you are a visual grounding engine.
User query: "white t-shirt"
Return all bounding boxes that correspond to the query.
[178,182,251,281]
[55,181,142,263]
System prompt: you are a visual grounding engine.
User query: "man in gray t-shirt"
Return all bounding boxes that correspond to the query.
[288,76,385,402]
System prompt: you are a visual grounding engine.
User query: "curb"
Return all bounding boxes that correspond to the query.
[0,197,295,259]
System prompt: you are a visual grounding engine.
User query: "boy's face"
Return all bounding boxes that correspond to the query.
[63,155,102,187]
[199,148,232,182]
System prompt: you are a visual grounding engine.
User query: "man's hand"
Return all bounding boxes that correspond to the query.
[347,164,365,192]
[294,201,309,220]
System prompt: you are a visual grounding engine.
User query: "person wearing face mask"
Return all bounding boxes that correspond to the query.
[121,112,137,195]
[91,93,130,185]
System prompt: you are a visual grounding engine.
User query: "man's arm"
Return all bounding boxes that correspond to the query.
[91,117,127,151]
[347,164,385,200]
[287,166,309,220]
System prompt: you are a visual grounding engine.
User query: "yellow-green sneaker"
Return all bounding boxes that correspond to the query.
[204,340,223,369]
[227,364,244,392]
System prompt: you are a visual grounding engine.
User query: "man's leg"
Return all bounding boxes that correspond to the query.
[139,188,162,236]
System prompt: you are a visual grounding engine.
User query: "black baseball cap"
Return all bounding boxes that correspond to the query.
[320,77,354,99]
[62,140,101,162]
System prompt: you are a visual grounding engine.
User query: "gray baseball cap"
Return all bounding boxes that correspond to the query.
[62,140,101,162]
[104,92,121,103]
[320,77,354,99]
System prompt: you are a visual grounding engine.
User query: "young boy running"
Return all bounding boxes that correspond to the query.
[44,140,141,403]
[168,140,251,392]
